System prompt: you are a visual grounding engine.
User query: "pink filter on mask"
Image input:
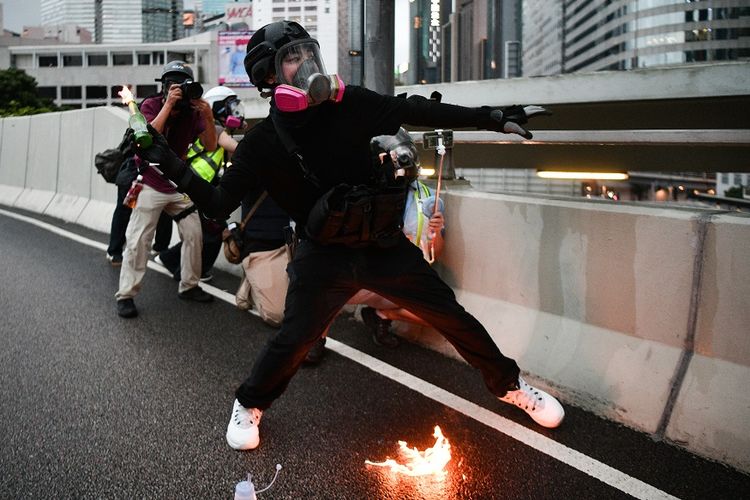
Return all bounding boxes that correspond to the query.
[274,85,309,112]
[225,116,242,128]
[332,75,345,103]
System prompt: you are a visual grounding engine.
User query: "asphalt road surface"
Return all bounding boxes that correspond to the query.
[1,206,748,499]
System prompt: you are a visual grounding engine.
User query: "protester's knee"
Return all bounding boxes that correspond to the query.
[258,306,283,328]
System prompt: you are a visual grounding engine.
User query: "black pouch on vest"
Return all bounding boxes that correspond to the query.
[305,184,406,248]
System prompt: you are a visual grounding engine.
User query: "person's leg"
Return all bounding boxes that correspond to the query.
[157,241,181,278]
[106,184,132,262]
[235,241,358,410]
[245,245,289,327]
[359,236,521,397]
[164,198,203,294]
[115,186,165,301]
[377,307,431,326]
[235,256,253,310]
[348,290,402,347]
[153,210,173,253]
[200,218,224,276]
[367,239,564,428]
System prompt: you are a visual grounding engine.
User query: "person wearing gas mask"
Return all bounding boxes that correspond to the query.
[364,128,448,342]
[155,85,246,283]
[130,21,564,449]
[115,61,216,318]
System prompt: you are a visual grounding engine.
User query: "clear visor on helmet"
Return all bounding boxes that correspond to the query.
[226,98,245,118]
[274,40,326,90]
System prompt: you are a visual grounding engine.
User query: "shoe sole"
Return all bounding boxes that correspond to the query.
[226,433,259,450]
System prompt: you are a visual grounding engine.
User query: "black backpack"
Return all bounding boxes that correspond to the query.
[94,127,136,184]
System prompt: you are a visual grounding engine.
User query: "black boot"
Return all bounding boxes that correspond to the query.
[361,307,399,348]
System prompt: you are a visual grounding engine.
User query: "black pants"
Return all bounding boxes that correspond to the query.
[107,184,172,257]
[236,234,520,410]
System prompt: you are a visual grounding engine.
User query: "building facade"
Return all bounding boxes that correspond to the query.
[7,37,210,109]
[41,0,96,36]
[251,0,339,74]
[524,0,750,77]
[39,0,185,44]
[522,0,563,76]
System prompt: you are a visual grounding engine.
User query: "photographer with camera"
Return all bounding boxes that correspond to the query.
[155,85,248,283]
[115,60,216,318]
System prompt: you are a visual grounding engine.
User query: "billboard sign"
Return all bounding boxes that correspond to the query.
[225,3,253,29]
[218,31,254,87]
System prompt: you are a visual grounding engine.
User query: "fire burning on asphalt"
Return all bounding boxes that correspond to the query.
[365,425,452,479]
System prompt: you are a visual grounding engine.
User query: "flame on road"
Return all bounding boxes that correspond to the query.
[365,426,451,479]
[117,85,135,105]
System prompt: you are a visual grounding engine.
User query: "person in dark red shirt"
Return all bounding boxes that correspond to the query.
[115,61,217,318]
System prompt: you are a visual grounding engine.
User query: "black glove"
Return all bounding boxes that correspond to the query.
[127,124,193,190]
[479,104,550,140]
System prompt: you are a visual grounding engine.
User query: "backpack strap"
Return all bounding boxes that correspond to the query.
[240,191,268,228]
[270,114,321,189]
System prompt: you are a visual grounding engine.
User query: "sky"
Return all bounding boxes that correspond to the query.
[2,0,41,33]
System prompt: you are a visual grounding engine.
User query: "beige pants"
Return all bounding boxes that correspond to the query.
[235,245,289,327]
[116,185,202,299]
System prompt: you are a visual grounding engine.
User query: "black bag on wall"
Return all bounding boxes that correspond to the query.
[94,128,135,184]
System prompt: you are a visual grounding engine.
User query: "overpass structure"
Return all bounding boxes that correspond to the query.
[0,64,749,474]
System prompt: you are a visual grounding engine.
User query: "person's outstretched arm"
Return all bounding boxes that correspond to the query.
[354,86,550,141]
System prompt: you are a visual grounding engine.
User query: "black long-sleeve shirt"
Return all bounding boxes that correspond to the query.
[184,85,493,228]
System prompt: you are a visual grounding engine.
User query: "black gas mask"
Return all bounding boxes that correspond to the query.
[371,128,420,183]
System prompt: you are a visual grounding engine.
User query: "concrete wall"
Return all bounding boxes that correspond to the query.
[0,107,125,232]
[1,108,749,473]
[394,189,750,473]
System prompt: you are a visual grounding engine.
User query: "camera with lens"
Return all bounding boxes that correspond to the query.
[179,80,204,101]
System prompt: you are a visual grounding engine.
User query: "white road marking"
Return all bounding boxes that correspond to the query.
[0,206,679,500]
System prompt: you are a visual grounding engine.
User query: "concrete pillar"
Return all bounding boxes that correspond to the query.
[364,0,394,95]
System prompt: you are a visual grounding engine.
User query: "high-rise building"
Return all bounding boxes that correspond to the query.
[522,0,563,77]
[405,0,521,84]
[41,0,96,36]
[523,0,750,76]
[40,0,185,44]
[252,0,339,74]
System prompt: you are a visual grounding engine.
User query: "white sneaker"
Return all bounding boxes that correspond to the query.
[226,399,262,450]
[499,377,565,428]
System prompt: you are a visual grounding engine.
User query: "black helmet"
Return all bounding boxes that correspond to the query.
[156,60,194,82]
[243,20,312,90]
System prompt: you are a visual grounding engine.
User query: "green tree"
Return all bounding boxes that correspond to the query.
[0,68,59,117]
[725,185,744,199]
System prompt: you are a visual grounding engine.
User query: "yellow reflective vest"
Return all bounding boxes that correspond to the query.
[187,138,224,183]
